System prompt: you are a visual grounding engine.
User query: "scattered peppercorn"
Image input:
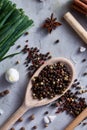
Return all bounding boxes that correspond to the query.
[20,127,25,130]
[22,46,52,77]
[82,59,86,62]
[54,80,87,117]
[17,117,23,122]
[10,128,15,130]
[83,72,87,76]
[54,40,59,44]
[24,32,29,36]
[25,40,28,42]
[29,114,35,120]
[0,90,10,97]
[83,122,87,126]
[44,111,49,115]
[17,45,21,49]
[44,123,48,127]
[16,60,20,64]
[32,126,37,129]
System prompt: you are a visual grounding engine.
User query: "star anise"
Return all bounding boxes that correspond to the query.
[43,13,62,33]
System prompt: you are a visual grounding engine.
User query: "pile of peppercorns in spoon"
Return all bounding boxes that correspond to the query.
[32,62,72,100]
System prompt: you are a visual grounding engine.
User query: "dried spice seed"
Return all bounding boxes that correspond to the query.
[32,126,37,129]
[43,13,62,33]
[25,40,28,42]
[83,72,87,76]
[4,90,10,94]
[55,80,87,117]
[16,60,20,64]
[82,59,86,62]
[22,45,52,78]
[20,127,25,130]
[44,123,48,127]
[29,114,35,120]
[83,122,87,126]
[74,79,78,82]
[17,117,23,122]
[24,32,29,36]
[54,40,59,44]
[32,62,72,100]
[17,45,21,49]
[0,90,10,97]
[44,111,49,115]
[10,128,15,130]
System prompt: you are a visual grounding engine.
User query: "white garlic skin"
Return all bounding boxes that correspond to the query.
[44,116,50,124]
[80,46,86,52]
[48,115,56,122]
[5,68,19,83]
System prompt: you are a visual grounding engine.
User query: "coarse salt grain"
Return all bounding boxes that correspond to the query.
[0,109,4,115]
[43,116,50,124]
[48,115,56,122]
[80,46,86,52]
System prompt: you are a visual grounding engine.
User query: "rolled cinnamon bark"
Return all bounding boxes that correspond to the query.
[74,0,87,11]
[81,0,87,5]
[72,4,87,15]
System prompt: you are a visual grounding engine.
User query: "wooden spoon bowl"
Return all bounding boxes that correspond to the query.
[0,57,75,130]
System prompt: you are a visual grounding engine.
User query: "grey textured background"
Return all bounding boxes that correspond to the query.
[0,0,87,130]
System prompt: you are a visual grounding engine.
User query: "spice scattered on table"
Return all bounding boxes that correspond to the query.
[43,13,62,33]
[10,128,15,130]
[0,90,10,97]
[22,46,52,77]
[83,72,87,76]
[51,79,87,117]
[16,60,20,64]
[44,123,48,127]
[17,117,23,122]
[83,122,87,126]
[29,114,35,121]
[82,59,86,62]
[17,45,21,49]
[44,111,49,115]
[54,40,59,44]
[24,32,29,36]
[32,126,37,129]
[20,127,25,130]
[32,62,72,100]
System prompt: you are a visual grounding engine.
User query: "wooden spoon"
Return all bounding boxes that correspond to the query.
[65,108,87,130]
[0,57,75,130]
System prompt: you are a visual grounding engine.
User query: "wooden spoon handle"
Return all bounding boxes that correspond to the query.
[64,12,87,44]
[0,104,28,130]
[65,108,87,130]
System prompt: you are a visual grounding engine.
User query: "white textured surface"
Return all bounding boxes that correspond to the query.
[0,0,87,130]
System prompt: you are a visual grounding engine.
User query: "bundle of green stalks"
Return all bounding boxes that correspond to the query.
[0,0,33,61]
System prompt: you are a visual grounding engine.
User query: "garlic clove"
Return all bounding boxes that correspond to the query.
[43,116,50,124]
[5,68,19,83]
[48,115,56,122]
[80,46,86,52]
